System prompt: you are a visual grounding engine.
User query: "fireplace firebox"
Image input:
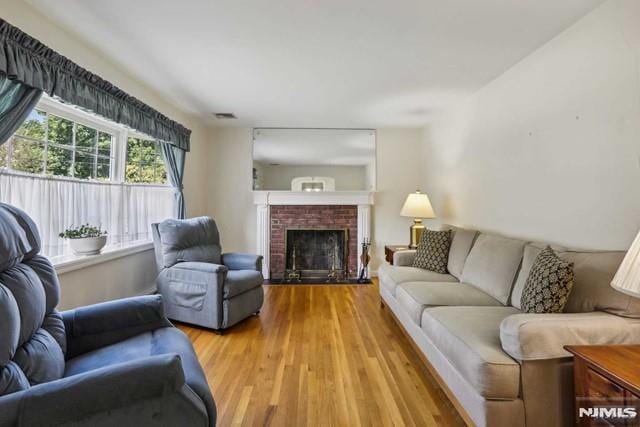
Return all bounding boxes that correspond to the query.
[284,228,348,282]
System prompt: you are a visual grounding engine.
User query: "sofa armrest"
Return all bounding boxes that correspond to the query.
[500,312,640,361]
[222,253,263,272]
[62,295,173,358]
[0,354,202,427]
[393,250,417,266]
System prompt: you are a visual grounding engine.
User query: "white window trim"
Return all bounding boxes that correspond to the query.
[12,95,170,186]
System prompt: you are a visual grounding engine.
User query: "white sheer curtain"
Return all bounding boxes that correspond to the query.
[0,171,174,257]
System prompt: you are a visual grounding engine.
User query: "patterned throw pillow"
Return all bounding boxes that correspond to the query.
[521,246,574,313]
[412,229,452,274]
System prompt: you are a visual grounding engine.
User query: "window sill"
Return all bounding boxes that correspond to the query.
[52,241,155,275]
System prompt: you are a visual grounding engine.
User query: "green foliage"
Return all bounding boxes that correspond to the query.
[16,109,46,140]
[1,108,166,184]
[125,137,167,184]
[10,138,45,174]
[73,124,97,179]
[0,144,6,166]
[47,114,74,177]
[6,110,47,174]
[58,223,107,239]
[1,109,115,180]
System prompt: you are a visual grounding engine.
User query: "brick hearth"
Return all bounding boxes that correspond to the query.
[270,205,358,280]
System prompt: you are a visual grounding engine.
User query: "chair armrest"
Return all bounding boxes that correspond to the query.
[62,295,172,358]
[170,261,228,274]
[2,354,191,426]
[500,312,640,361]
[222,253,263,272]
[393,250,416,266]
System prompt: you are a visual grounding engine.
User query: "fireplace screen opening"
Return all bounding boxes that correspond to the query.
[285,228,348,282]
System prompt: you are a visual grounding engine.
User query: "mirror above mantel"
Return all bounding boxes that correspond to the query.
[252,128,376,191]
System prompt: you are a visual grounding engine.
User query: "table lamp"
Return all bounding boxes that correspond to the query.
[611,229,640,298]
[400,190,436,249]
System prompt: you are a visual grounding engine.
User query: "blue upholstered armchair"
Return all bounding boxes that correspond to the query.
[151,217,264,331]
[0,203,216,426]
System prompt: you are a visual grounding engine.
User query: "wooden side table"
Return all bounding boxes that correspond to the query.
[384,245,410,265]
[565,345,640,426]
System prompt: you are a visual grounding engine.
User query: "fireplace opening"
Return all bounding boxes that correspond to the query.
[285,228,348,282]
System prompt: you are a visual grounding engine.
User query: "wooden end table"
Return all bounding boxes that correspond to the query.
[565,345,640,426]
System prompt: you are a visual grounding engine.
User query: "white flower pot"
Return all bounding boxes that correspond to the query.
[68,236,108,256]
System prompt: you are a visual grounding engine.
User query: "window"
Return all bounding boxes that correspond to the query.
[125,136,167,184]
[0,96,175,258]
[0,109,114,180]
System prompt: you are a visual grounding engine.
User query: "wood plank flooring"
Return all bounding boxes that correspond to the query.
[178,280,464,426]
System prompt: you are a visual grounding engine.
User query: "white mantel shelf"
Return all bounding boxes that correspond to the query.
[253,190,375,206]
[253,191,374,279]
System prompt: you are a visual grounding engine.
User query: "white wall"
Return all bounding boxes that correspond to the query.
[421,0,640,250]
[3,0,213,308]
[208,128,257,253]
[258,164,368,191]
[371,129,425,271]
[56,250,158,310]
[208,127,424,273]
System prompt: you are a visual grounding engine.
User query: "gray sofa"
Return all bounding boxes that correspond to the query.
[379,225,640,427]
[152,216,264,331]
[0,203,216,426]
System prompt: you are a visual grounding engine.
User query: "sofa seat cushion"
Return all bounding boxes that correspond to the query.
[396,282,503,325]
[224,270,263,299]
[64,326,216,423]
[378,264,458,296]
[421,306,521,399]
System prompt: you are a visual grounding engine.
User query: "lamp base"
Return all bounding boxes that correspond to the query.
[409,219,425,249]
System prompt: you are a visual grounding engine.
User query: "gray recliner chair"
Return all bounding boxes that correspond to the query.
[151,216,264,332]
[0,203,216,426]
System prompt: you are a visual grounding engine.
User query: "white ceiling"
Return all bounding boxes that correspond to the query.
[28,0,604,128]
[253,128,375,166]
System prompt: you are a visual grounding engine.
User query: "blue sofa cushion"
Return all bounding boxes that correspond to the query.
[158,217,222,268]
[224,270,263,299]
[64,326,216,424]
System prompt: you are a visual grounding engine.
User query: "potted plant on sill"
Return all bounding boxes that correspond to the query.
[59,224,108,256]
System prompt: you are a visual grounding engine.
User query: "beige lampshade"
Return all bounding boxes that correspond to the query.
[611,229,640,298]
[400,190,436,219]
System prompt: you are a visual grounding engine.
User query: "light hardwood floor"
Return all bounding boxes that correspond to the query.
[178,280,464,426]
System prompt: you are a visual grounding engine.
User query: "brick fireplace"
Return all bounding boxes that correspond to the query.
[270,205,358,280]
[254,191,373,280]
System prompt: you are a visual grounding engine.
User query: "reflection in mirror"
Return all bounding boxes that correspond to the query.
[252,128,376,191]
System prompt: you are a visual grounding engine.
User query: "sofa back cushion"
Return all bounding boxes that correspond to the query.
[562,250,640,317]
[0,203,66,397]
[460,233,525,305]
[157,216,222,268]
[511,242,640,317]
[443,225,478,279]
